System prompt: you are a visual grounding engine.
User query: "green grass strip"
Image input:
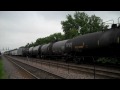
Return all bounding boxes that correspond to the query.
[0,58,7,79]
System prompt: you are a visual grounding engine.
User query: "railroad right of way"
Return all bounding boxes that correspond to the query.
[5,55,120,79]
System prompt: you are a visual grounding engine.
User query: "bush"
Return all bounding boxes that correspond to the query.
[97,57,119,65]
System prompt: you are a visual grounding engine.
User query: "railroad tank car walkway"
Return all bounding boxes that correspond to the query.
[2,55,32,79]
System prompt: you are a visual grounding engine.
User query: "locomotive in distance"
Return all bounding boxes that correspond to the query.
[4,23,120,63]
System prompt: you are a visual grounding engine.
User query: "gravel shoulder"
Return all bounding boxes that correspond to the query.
[2,55,34,79]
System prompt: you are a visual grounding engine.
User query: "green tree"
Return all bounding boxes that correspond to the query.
[61,11,108,39]
[25,43,30,48]
[25,33,65,48]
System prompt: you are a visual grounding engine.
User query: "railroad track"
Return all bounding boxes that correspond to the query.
[7,57,39,79]
[36,59,120,79]
[6,56,65,79]
[6,55,120,79]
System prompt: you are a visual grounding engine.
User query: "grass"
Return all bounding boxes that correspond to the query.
[97,57,120,65]
[0,57,7,79]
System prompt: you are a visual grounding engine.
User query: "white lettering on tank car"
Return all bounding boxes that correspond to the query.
[66,43,72,48]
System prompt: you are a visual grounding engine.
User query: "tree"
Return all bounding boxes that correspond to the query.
[35,33,65,45]
[25,43,30,48]
[25,33,65,48]
[61,11,108,39]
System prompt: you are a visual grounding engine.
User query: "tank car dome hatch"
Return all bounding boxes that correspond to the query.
[111,24,117,29]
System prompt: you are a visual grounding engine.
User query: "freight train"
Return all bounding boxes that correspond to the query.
[4,23,120,64]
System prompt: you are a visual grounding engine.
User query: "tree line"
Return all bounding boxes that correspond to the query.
[25,11,108,48]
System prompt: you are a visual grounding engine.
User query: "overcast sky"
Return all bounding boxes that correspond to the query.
[0,11,120,52]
